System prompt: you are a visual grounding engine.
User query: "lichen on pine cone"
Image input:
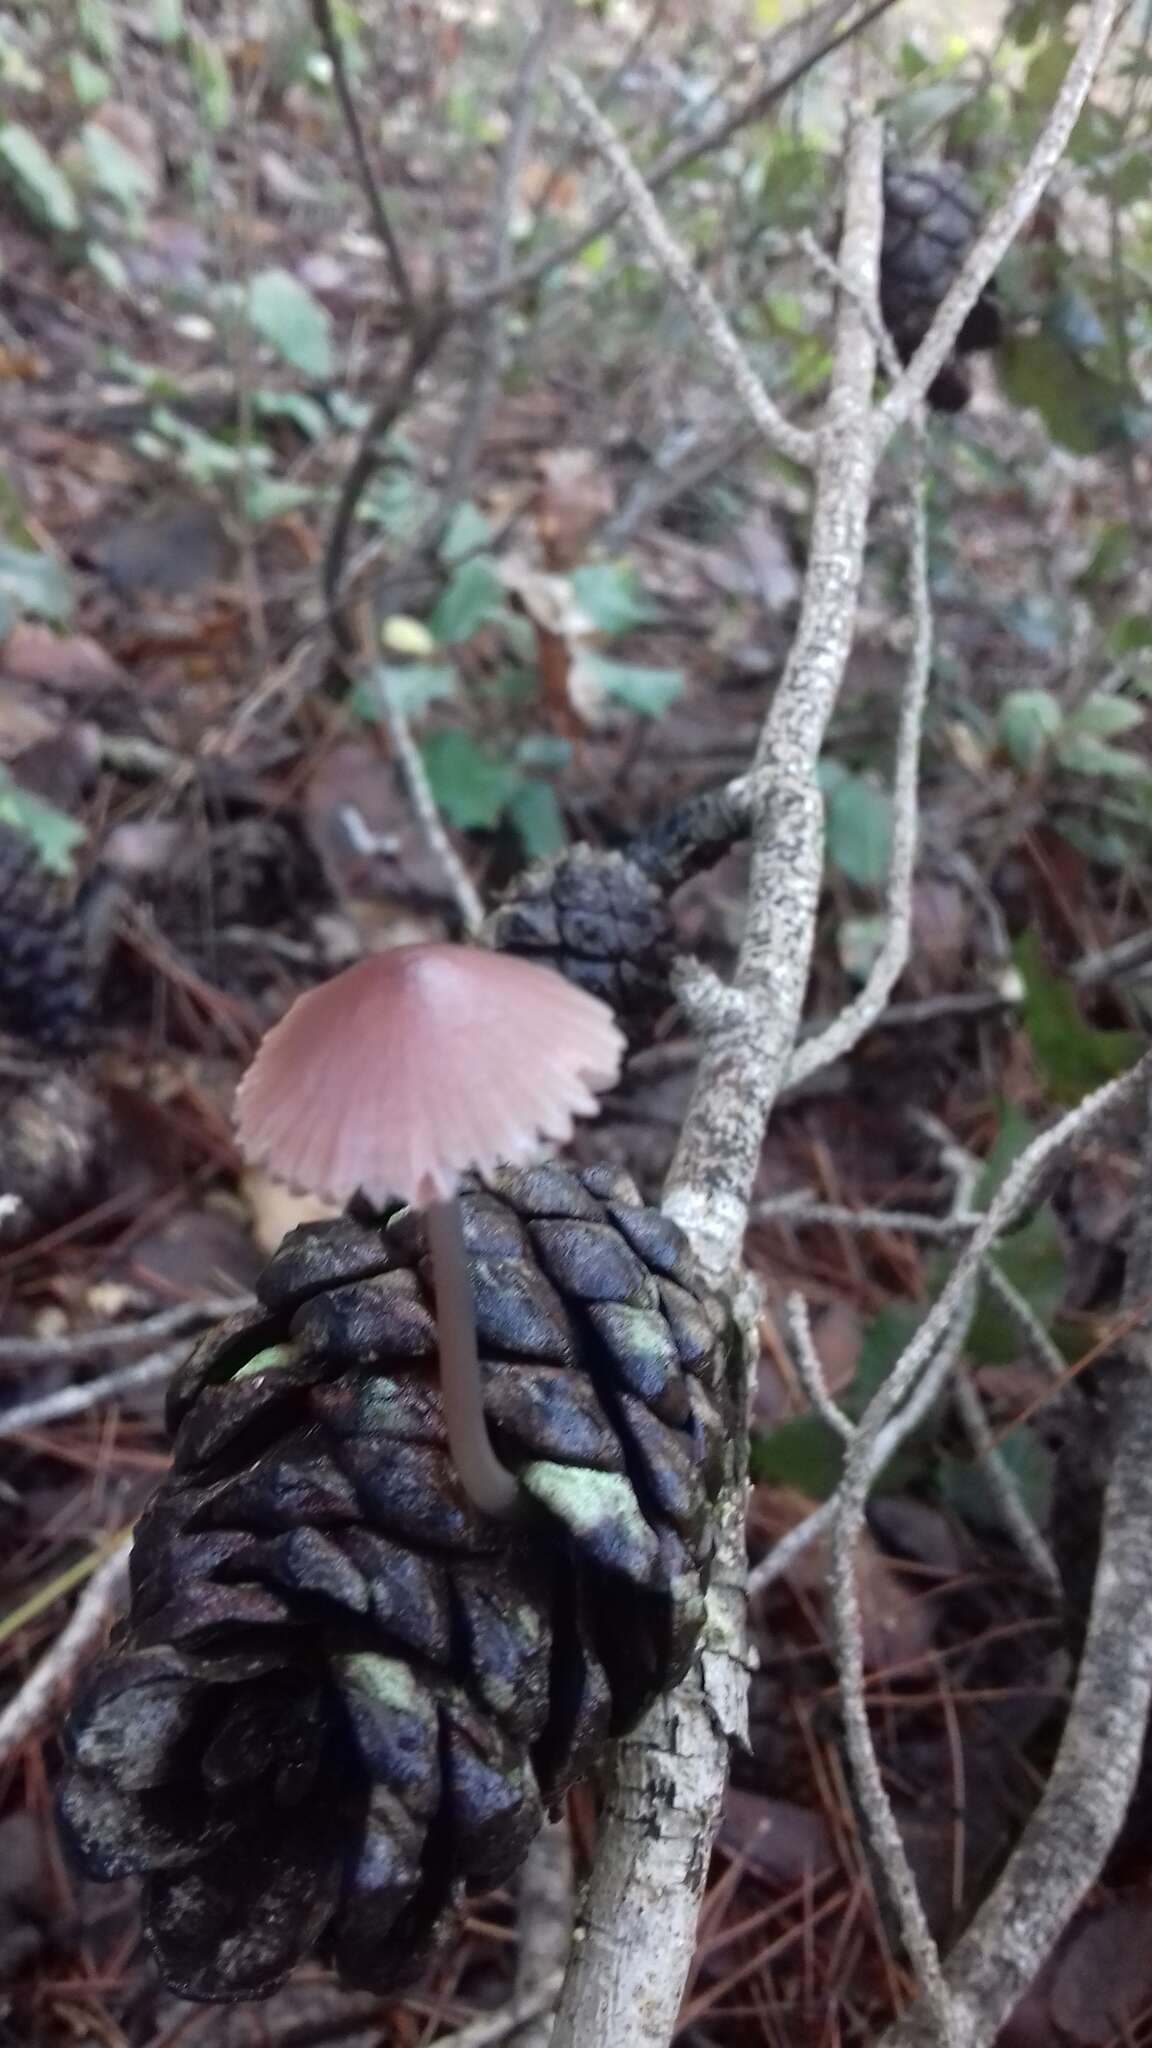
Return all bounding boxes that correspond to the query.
[880,160,1003,412]
[58,1162,734,2004]
[486,845,676,1049]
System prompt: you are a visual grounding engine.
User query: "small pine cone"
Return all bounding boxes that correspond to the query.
[486,846,676,1049]
[59,1163,735,2003]
[0,824,102,1052]
[880,161,1003,412]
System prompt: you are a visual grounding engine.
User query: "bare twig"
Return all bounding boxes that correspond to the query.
[882,1078,1152,2048]
[785,1291,855,1442]
[552,69,816,472]
[376,688,485,936]
[0,1342,192,1440]
[750,1058,1149,1602]
[877,0,1121,440]
[983,1262,1068,1384]
[436,1974,565,2048]
[322,315,452,642]
[0,1296,248,1366]
[549,112,885,2048]
[754,1194,981,1240]
[787,436,932,1089]
[951,1365,1061,1588]
[665,110,884,1271]
[750,1282,978,1599]
[435,0,571,521]
[307,0,415,315]
[513,1818,573,2048]
[466,0,903,318]
[0,1543,130,1768]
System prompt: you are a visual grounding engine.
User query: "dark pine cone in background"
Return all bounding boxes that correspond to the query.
[59,1162,734,2003]
[0,822,113,1052]
[880,161,1004,412]
[486,846,676,1050]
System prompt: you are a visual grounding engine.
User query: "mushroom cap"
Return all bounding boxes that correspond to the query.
[235,943,626,1208]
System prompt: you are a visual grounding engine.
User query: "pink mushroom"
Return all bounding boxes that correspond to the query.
[235,943,625,1516]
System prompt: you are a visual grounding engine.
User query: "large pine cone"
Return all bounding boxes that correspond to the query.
[0,823,110,1052]
[881,161,1003,412]
[59,1162,734,2003]
[487,846,676,1049]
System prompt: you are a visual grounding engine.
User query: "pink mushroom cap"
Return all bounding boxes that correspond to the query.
[235,943,626,1209]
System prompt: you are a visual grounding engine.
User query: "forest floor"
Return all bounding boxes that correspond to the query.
[3,3,1152,2046]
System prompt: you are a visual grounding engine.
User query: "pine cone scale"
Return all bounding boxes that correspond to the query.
[60,1164,736,2002]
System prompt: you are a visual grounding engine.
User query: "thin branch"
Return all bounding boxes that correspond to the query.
[0,1542,130,1768]
[881,1081,1152,2048]
[464,0,903,318]
[951,1365,1061,1588]
[754,1195,981,1240]
[435,0,571,522]
[877,0,1121,439]
[436,1974,565,2048]
[307,0,415,315]
[551,69,816,471]
[785,1291,855,1442]
[513,1817,573,2048]
[0,1296,248,1366]
[549,111,885,2048]
[749,1057,1149,1602]
[377,688,486,936]
[787,436,932,1089]
[983,1262,1069,1384]
[665,110,885,1273]
[322,313,452,643]
[750,1281,977,1599]
[0,1342,191,1440]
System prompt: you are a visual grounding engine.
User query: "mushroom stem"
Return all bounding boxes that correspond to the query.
[425,1196,519,1518]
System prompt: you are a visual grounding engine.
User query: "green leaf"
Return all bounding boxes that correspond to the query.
[1015,929,1142,1103]
[69,52,111,105]
[569,561,659,635]
[506,778,567,861]
[245,269,333,379]
[750,1415,844,1498]
[79,120,154,213]
[1065,692,1144,739]
[0,543,74,625]
[1055,733,1152,781]
[240,476,316,522]
[151,0,185,43]
[0,769,85,874]
[438,501,494,565]
[575,652,684,717]
[188,27,233,130]
[997,332,1127,455]
[427,558,507,644]
[998,687,1063,769]
[939,1425,1054,1535]
[0,124,81,234]
[820,763,892,888]
[353,662,458,720]
[420,730,522,831]
[77,0,119,59]
[255,390,331,440]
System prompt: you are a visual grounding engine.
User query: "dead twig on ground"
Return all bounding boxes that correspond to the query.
[881,1070,1152,2048]
[0,1295,248,1366]
[0,1340,194,1440]
[0,1542,130,1769]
